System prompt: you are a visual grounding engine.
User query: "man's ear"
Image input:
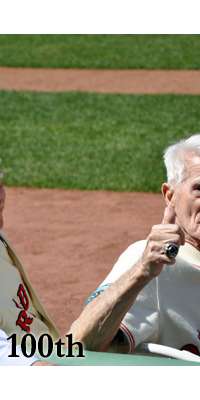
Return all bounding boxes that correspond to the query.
[161,183,175,206]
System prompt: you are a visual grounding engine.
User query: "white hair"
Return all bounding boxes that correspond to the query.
[163,134,200,184]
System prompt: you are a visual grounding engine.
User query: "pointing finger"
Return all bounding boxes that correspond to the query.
[162,203,176,224]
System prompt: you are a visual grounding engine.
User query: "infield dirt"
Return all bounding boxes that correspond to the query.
[0,67,200,93]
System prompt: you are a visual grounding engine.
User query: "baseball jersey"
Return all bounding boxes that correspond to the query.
[0,231,59,365]
[87,240,200,355]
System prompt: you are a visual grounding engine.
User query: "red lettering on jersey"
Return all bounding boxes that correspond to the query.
[181,344,200,355]
[16,310,33,332]
[17,283,29,311]
[13,283,34,332]
[12,298,23,310]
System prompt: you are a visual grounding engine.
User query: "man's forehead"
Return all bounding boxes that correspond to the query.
[183,153,200,181]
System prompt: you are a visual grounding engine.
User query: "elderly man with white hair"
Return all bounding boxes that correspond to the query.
[70,133,200,357]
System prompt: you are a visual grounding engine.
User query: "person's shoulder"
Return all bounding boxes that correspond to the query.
[117,239,147,263]
[101,240,147,284]
[126,239,147,253]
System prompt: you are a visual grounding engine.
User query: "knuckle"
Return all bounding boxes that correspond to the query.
[147,240,158,253]
[149,225,164,239]
[147,232,153,241]
[151,225,161,233]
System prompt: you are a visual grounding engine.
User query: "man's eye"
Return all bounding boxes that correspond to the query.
[194,185,200,191]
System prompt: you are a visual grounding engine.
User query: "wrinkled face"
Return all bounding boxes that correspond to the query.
[173,154,200,247]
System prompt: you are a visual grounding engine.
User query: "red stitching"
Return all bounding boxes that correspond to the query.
[120,322,135,353]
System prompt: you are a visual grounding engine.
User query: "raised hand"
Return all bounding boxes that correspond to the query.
[140,203,185,279]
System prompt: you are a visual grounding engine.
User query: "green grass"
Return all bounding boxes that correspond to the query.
[0,91,200,192]
[1,35,200,69]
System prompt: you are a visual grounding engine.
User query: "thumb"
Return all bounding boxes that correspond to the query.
[162,203,176,224]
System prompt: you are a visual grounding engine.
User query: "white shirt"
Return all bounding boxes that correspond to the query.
[88,240,200,355]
